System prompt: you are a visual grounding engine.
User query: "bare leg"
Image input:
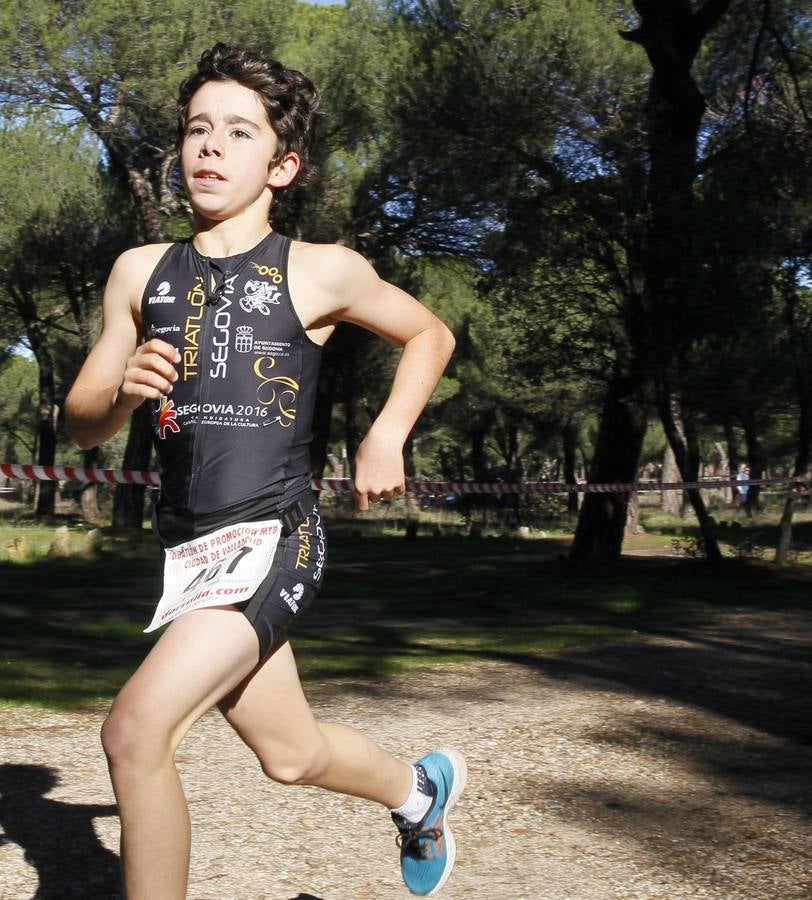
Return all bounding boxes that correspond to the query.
[219,641,413,808]
[101,607,261,900]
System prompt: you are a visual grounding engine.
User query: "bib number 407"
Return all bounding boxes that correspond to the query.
[182,545,254,594]
[145,518,282,633]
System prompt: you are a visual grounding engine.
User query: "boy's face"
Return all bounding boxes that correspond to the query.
[181,79,299,222]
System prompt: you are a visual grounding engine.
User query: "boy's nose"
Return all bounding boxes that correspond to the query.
[202,134,224,156]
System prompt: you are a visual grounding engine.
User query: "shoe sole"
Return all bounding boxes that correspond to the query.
[426,748,467,896]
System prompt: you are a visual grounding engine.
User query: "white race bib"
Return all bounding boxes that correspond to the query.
[144,519,283,633]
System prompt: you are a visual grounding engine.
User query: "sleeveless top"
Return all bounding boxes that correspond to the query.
[140,231,323,545]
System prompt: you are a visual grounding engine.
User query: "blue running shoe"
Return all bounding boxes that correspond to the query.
[392,748,467,896]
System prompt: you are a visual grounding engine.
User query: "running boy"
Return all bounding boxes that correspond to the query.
[65,43,464,899]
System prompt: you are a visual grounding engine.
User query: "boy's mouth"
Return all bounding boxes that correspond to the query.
[194,169,226,181]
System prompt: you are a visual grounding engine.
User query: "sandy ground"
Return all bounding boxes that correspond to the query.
[1,607,811,900]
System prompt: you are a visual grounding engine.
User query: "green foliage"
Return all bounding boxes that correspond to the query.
[0,114,132,373]
[1,0,243,153]
[0,0,810,509]
[0,355,38,461]
[3,115,132,266]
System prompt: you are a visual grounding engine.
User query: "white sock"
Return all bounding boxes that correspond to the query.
[390,764,433,823]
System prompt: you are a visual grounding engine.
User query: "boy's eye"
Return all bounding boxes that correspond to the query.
[232,129,251,139]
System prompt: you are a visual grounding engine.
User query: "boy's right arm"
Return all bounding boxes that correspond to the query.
[65,246,179,450]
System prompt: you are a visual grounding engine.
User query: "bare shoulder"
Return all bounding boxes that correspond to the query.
[289,241,377,289]
[106,243,174,316]
[287,241,381,328]
[110,243,173,284]
[288,239,444,347]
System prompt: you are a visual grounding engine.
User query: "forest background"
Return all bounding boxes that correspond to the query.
[0,0,810,563]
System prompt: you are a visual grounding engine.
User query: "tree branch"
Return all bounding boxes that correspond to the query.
[159,149,181,215]
[49,321,80,337]
[619,28,644,45]
[767,16,812,130]
[693,0,736,42]
[43,301,74,328]
[59,264,83,326]
[3,423,36,456]
[743,0,770,137]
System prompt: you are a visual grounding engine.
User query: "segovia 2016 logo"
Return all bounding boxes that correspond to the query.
[158,399,181,439]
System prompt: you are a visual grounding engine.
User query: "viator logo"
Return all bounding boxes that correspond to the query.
[148,281,176,305]
[279,582,304,613]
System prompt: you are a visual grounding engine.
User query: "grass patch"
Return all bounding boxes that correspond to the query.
[1,521,811,710]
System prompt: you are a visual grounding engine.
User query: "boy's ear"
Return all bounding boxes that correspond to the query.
[268,152,301,189]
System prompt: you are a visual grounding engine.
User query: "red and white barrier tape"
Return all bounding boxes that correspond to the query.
[0,463,798,494]
[0,463,159,487]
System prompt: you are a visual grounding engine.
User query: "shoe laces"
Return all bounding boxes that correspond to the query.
[393,819,443,855]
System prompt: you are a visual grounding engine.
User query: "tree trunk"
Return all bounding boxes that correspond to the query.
[5,280,62,517]
[661,442,682,516]
[571,375,648,560]
[112,403,153,530]
[62,281,103,524]
[742,419,765,514]
[657,390,722,563]
[713,439,732,503]
[620,1,733,565]
[776,403,812,565]
[724,422,741,480]
[310,342,340,478]
[563,419,579,516]
[776,490,797,566]
[776,262,812,565]
[725,422,743,506]
[505,422,520,522]
[344,389,358,467]
[505,423,520,480]
[625,490,641,536]
[125,166,167,243]
[471,428,488,483]
[80,447,101,523]
[23,322,58,518]
[35,361,58,517]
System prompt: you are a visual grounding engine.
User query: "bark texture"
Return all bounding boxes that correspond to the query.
[620,0,733,562]
[112,404,153,531]
[571,376,648,560]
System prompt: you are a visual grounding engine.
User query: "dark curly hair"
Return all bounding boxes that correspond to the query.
[177,43,321,200]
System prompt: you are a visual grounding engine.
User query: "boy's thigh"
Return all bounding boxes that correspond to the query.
[218,640,322,750]
[110,606,262,742]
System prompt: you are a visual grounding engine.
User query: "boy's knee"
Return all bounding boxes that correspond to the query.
[100,707,171,772]
[258,741,329,786]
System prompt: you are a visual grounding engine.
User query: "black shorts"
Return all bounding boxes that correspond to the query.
[241,499,328,659]
[155,491,327,660]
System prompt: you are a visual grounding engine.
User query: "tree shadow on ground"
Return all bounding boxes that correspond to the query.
[0,764,119,899]
[524,720,812,888]
[537,613,812,748]
[321,601,812,888]
[315,600,812,820]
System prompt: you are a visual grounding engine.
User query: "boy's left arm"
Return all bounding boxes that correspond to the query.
[312,246,455,511]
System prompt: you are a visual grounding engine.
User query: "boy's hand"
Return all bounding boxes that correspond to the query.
[353,427,407,511]
[115,339,181,411]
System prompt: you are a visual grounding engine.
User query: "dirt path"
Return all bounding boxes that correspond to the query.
[1,607,811,899]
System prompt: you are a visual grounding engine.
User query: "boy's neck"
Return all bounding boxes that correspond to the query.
[192,216,273,259]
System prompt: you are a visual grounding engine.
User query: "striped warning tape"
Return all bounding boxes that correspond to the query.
[0,463,798,494]
[0,463,159,487]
